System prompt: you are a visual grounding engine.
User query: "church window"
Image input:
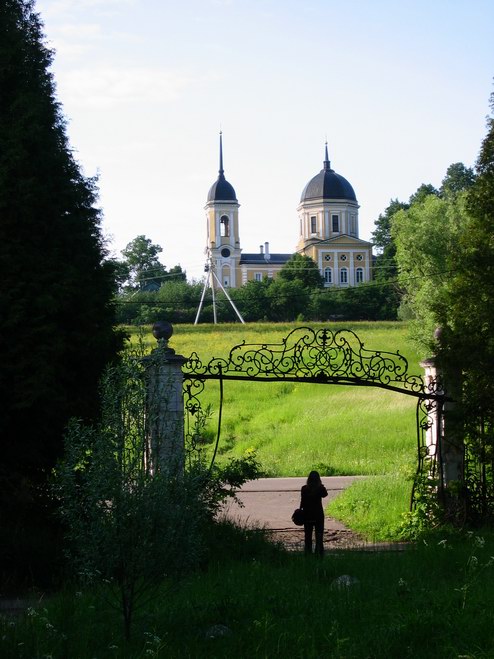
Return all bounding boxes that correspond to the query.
[356,254,363,261]
[324,267,332,284]
[340,268,348,284]
[350,215,357,236]
[220,215,230,237]
[310,216,317,233]
[356,268,364,283]
[324,254,331,261]
[340,254,347,261]
[332,214,339,232]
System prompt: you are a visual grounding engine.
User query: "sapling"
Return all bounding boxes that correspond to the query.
[56,347,205,640]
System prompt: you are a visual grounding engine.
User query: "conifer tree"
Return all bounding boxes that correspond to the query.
[0,0,122,581]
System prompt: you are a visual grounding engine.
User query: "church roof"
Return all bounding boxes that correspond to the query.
[300,144,356,203]
[239,253,292,265]
[207,132,237,202]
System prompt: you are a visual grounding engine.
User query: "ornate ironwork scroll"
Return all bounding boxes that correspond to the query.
[183,327,441,399]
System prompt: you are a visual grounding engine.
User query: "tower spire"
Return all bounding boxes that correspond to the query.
[219,131,224,177]
[324,141,331,171]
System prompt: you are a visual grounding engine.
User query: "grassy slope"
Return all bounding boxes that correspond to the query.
[129,321,426,539]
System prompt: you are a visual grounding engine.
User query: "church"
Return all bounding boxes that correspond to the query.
[205,134,372,289]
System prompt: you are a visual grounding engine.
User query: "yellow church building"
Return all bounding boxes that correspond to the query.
[205,135,372,288]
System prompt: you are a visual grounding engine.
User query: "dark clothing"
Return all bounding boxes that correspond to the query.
[300,483,328,555]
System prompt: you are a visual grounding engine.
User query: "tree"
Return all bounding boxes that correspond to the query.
[278,253,324,289]
[408,182,439,205]
[121,235,167,290]
[440,162,476,200]
[266,278,311,321]
[392,193,467,349]
[0,0,123,583]
[437,92,494,520]
[58,351,205,640]
[233,279,272,321]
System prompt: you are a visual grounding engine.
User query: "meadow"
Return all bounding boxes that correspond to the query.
[132,321,426,540]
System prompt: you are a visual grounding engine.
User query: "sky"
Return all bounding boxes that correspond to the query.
[35,0,493,281]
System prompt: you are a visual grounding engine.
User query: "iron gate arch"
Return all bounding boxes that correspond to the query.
[182,326,446,506]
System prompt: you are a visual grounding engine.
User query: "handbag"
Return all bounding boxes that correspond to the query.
[291,508,305,526]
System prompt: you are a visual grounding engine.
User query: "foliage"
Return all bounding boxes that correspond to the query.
[119,234,185,291]
[392,193,469,350]
[311,282,400,320]
[440,162,476,200]
[370,198,408,318]
[398,475,444,540]
[436,91,494,521]
[56,350,205,639]
[116,280,204,324]
[392,90,494,522]
[278,253,324,288]
[116,278,400,325]
[0,0,123,586]
[56,343,262,638]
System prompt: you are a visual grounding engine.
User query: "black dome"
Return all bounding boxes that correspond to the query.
[207,173,237,202]
[301,148,356,202]
[207,132,238,203]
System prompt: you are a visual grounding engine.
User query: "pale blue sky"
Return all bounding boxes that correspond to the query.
[36,0,493,280]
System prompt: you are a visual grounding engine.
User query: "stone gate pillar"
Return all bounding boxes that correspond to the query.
[421,351,464,494]
[143,321,186,475]
[420,357,442,461]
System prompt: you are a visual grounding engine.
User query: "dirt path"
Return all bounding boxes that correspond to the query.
[220,476,372,551]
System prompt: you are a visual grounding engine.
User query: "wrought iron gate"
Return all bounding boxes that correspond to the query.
[182,327,446,507]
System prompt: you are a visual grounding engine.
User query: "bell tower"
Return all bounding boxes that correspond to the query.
[204,132,241,288]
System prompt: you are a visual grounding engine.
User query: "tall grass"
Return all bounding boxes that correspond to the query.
[3,528,494,658]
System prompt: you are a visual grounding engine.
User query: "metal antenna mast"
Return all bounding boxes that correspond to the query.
[194,250,245,325]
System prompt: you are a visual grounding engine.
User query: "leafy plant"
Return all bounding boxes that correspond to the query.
[56,349,205,640]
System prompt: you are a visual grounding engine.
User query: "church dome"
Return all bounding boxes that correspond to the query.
[300,145,356,203]
[206,132,237,203]
[207,174,237,202]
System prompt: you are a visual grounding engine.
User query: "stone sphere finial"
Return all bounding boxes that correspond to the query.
[152,321,173,342]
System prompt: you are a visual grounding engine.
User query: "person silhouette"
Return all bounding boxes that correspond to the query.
[300,470,328,556]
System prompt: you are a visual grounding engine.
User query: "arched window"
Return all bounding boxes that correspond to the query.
[356,267,364,283]
[324,267,332,284]
[220,215,230,237]
[340,267,348,284]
